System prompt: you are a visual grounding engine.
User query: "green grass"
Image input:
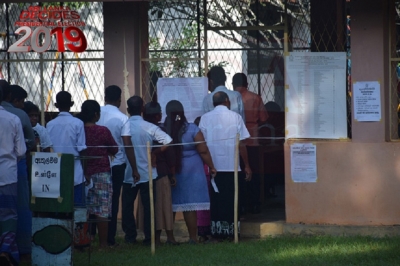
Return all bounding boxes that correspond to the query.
[73,236,400,266]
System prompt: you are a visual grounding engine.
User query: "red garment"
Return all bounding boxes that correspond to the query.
[238,89,268,146]
[84,125,118,176]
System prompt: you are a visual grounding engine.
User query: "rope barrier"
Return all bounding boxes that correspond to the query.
[35,136,286,149]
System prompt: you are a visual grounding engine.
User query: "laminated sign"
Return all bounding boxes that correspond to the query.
[31,152,62,198]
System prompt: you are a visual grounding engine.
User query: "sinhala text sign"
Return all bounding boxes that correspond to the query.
[31,152,62,199]
[8,5,87,53]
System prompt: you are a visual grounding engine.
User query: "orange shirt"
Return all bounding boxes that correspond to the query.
[237,88,268,145]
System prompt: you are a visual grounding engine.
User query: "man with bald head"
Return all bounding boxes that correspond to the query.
[198,91,251,240]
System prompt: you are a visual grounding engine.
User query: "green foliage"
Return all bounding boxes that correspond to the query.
[149,21,229,77]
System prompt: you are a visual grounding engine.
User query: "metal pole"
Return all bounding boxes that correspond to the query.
[203,0,208,74]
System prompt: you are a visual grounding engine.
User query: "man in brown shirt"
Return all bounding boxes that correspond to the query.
[233,73,268,214]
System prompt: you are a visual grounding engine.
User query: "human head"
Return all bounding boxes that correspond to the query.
[10,85,27,109]
[213,91,230,108]
[207,66,227,92]
[105,85,122,107]
[24,101,40,127]
[265,101,281,112]
[76,100,101,124]
[144,101,162,124]
[232,73,248,89]
[126,96,144,116]
[55,91,74,111]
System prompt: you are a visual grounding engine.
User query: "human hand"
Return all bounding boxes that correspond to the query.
[170,176,177,187]
[209,167,217,178]
[244,166,252,181]
[133,169,140,183]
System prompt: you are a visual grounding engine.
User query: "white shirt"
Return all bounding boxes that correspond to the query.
[124,116,172,185]
[202,85,246,122]
[97,104,130,167]
[46,112,87,185]
[0,106,27,185]
[33,123,53,149]
[199,105,250,172]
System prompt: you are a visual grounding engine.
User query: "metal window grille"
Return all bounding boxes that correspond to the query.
[143,0,351,137]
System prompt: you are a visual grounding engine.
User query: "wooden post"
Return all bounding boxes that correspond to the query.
[147,141,155,254]
[234,133,239,244]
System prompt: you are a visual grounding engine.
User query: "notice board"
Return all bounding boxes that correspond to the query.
[285,52,347,139]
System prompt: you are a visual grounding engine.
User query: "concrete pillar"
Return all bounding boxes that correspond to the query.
[351,0,389,142]
[104,1,149,112]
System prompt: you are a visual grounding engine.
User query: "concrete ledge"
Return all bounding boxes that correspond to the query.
[284,223,400,237]
[241,221,284,238]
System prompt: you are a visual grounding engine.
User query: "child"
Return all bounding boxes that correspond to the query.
[23,101,52,152]
[46,91,87,206]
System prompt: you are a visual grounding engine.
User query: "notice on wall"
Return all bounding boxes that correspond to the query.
[285,52,348,139]
[353,81,381,122]
[290,143,317,183]
[157,77,209,123]
[31,152,61,198]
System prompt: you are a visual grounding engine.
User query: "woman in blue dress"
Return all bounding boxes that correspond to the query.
[164,100,216,244]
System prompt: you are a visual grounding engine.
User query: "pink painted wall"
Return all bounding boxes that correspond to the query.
[285,0,400,226]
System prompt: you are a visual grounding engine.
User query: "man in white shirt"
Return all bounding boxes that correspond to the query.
[46,91,87,206]
[199,91,251,240]
[202,66,245,122]
[96,85,139,246]
[122,96,172,245]
[0,86,27,266]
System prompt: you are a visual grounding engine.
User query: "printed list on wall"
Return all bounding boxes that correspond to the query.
[285,52,348,139]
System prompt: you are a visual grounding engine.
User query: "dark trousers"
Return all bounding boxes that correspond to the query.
[107,163,126,245]
[122,181,156,242]
[239,146,261,212]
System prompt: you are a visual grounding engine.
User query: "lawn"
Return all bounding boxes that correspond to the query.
[73,236,400,266]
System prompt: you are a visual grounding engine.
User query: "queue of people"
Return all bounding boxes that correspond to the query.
[0,66,271,265]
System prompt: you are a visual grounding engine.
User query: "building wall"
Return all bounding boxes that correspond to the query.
[284,0,399,226]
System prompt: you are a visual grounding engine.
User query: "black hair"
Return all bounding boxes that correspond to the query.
[10,85,27,102]
[164,100,188,173]
[232,73,248,87]
[56,91,73,109]
[265,101,281,112]
[105,85,122,102]
[207,66,227,86]
[0,80,9,102]
[194,116,201,126]
[0,86,2,104]
[213,91,229,107]
[76,100,100,123]
[23,101,40,114]
[143,101,161,124]
[126,96,143,116]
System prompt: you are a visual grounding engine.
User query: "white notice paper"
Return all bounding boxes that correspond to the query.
[353,81,381,122]
[31,152,61,198]
[157,77,209,122]
[285,52,347,139]
[290,143,317,183]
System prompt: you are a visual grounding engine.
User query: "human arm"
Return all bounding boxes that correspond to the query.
[21,113,35,151]
[194,131,217,177]
[257,96,268,125]
[239,141,252,181]
[122,136,140,183]
[14,118,27,157]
